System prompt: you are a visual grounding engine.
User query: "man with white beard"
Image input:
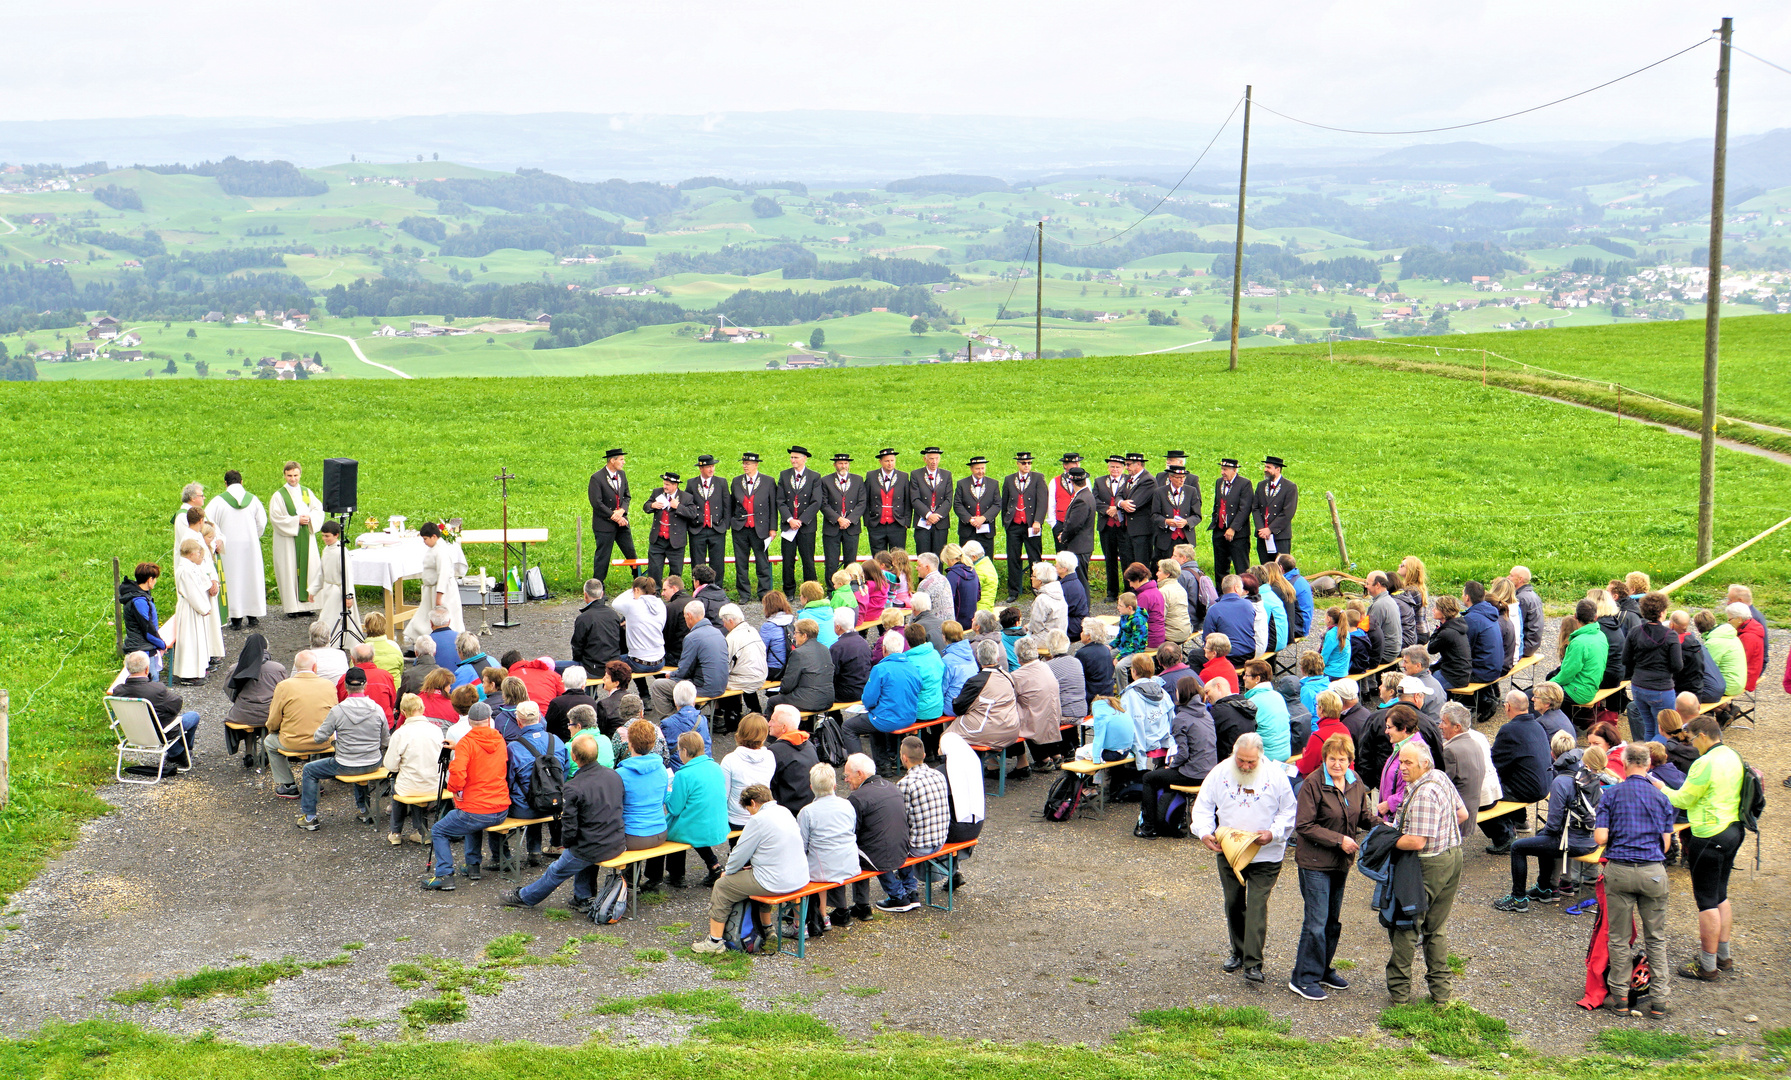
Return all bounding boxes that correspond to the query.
[1191,731,1296,985]
[206,469,268,629]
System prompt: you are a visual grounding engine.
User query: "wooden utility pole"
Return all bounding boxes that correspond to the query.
[1036,220,1044,360]
[1325,491,1350,569]
[1697,17,1732,565]
[1228,85,1253,372]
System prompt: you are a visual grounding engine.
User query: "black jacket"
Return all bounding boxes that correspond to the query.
[1054,488,1096,558]
[1621,621,1683,692]
[864,469,912,528]
[571,598,624,671]
[1120,470,1158,537]
[642,487,697,548]
[562,763,627,865]
[1361,823,1427,930]
[1252,477,1297,540]
[110,674,184,729]
[819,472,867,537]
[545,688,593,742]
[952,669,993,719]
[1427,616,1472,689]
[1674,630,1710,699]
[588,469,630,536]
[1168,700,1217,780]
[1076,642,1114,699]
[1596,616,1627,690]
[118,579,165,654]
[1151,480,1203,542]
[775,468,823,528]
[730,473,776,539]
[906,468,953,530]
[1356,709,1448,797]
[1489,714,1551,804]
[683,474,732,534]
[769,735,819,816]
[1209,694,1258,762]
[1208,475,1254,536]
[848,774,908,871]
[1340,702,1375,745]
[1000,471,1047,528]
[953,474,1001,529]
[829,633,873,704]
[692,584,728,629]
[662,590,696,664]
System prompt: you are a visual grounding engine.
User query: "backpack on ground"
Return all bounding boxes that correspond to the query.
[811,714,848,768]
[588,870,629,925]
[518,733,565,817]
[1037,771,1087,822]
[1736,752,1766,870]
[722,899,761,952]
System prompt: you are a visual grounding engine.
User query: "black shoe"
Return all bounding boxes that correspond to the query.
[667,878,686,890]
[700,867,722,888]
[1244,966,1266,984]
[356,811,376,826]
[829,908,852,928]
[1224,953,1244,973]
[852,904,874,922]
[569,896,594,914]
[950,873,965,891]
[230,618,243,631]
[640,879,662,893]
[1485,842,1512,856]
[246,616,260,627]
[499,889,533,908]
[525,854,544,869]
[464,864,482,882]
[1006,593,1019,604]
[242,754,255,769]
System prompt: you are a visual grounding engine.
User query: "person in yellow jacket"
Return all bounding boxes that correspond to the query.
[1653,715,1745,981]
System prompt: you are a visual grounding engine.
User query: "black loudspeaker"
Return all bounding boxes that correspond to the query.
[322,458,359,514]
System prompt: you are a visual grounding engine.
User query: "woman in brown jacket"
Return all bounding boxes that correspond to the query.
[1290,732,1380,1000]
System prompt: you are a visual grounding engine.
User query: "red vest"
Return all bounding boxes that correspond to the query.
[878,480,896,524]
[1053,476,1073,522]
[743,477,758,529]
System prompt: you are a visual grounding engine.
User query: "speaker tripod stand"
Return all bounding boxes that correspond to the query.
[328,511,365,652]
[491,466,520,629]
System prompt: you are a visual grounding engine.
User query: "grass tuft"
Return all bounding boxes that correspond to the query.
[400,991,467,1029]
[110,959,302,1005]
[842,986,883,998]
[634,948,669,963]
[1379,1002,1512,1058]
[1137,1004,1289,1034]
[1591,1029,1707,1060]
[695,1013,837,1044]
[593,990,744,1018]
[676,945,752,981]
[1764,1027,1791,1052]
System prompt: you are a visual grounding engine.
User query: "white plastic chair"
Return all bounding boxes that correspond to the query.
[106,695,186,784]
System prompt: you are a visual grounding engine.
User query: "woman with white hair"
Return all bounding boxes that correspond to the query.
[796,762,859,935]
[1024,562,1067,639]
[963,540,999,613]
[306,620,350,682]
[1041,630,1088,734]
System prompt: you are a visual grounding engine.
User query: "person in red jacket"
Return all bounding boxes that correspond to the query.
[1200,634,1240,698]
[335,641,397,726]
[1297,690,1352,777]
[1729,604,1765,693]
[505,650,565,712]
[424,702,512,890]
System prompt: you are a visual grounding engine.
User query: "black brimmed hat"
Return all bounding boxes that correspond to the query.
[965,455,989,467]
[1105,454,1126,465]
[1125,452,1147,463]
[1066,466,1089,482]
[740,451,761,463]
[1219,457,1239,469]
[831,453,853,463]
[1013,451,1033,462]
[876,448,898,459]
[344,666,367,688]
[1059,452,1082,464]
[603,448,625,459]
[660,472,681,483]
[1165,450,1187,459]
[1166,464,1188,475]
[920,446,943,456]
[788,445,811,458]
[1263,455,1287,468]
[695,454,717,467]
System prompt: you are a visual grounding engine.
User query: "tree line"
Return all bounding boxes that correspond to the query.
[142,157,327,197]
[417,169,681,219]
[435,210,647,258]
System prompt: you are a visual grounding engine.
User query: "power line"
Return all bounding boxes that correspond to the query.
[1254,37,1714,135]
[975,229,1035,338]
[1044,94,1245,248]
[1733,45,1791,78]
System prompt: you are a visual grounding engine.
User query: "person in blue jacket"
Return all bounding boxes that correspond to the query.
[503,700,571,869]
[940,623,979,713]
[1278,554,1315,640]
[1201,575,1257,660]
[658,680,712,772]
[617,719,672,889]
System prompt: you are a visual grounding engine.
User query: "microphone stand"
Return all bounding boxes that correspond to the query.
[492,466,519,629]
[333,511,363,651]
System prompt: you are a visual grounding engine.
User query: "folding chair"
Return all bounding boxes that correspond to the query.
[106,695,186,785]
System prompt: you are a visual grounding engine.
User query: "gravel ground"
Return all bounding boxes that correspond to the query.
[2,590,1785,1054]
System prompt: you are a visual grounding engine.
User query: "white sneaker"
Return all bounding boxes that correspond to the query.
[690,937,727,954]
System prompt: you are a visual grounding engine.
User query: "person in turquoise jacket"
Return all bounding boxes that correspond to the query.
[664,730,729,888]
[1297,652,1331,719]
[1261,587,1288,654]
[1241,661,1292,761]
[940,631,978,710]
[904,636,946,720]
[1320,613,1351,678]
[616,720,671,888]
[1087,697,1138,761]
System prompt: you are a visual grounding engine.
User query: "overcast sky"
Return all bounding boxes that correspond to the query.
[9,1,1791,143]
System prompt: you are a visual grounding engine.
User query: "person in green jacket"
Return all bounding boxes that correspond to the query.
[665,731,730,888]
[565,704,614,771]
[1654,715,1745,980]
[1550,602,1608,707]
[1701,613,1747,697]
[965,541,999,612]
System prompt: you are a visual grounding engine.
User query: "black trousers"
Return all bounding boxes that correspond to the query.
[823,530,861,582]
[1212,529,1251,580]
[1068,550,1092,590]
[781,525,817,594]
[1141,766,1195,833]
[1098,526,1128,599]
[688,528,726,585]
[732,529,772,598]
[911,522,947,558]
[1005,525,1042,596]
[646,533,684,587]
[1255,533,1290,565]
[1121,532,1153,578]
[1157,534,1192,565]
[866,523,906,556]
[665,844,721,885]
[591,527,636,589]
[957,524,993,547]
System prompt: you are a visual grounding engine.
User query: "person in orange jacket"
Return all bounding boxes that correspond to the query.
[424,701,512,890]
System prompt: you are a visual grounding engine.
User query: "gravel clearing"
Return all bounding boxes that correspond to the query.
[2,593,1785,1053]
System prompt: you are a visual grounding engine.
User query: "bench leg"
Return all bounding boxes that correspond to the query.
[922,854,955,912]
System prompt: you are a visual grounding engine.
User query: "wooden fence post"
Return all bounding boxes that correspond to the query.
[113,556,123,656]
[0,689,9,811]
[574,514,583,581]
[1326,491,1350,569]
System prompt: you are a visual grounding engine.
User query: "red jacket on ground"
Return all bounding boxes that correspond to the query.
[1297,715,1352,778]
[336,662,397,725]
[448,725,510,814]
[510,657,565,712]
[1738,618,1765,692]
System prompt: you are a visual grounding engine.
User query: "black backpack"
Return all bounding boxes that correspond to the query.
[1737,752,1766,870]
[811,714,848,768]
[588,870,629,925]
[1037,770,1086,822]
[519,734,565,817]
[1560,767,1603,849]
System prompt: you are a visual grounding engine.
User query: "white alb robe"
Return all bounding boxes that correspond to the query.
[313,539,363,646]
[269,482,323,614]
[171,558,215,680]
[404,539,467,647]
[175,519,226,659]
[206,486,268,619]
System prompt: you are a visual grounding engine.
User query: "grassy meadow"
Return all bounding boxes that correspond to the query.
[4,333,1791,910]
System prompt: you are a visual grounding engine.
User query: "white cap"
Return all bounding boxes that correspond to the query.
[1398,675,1427,696]
[1328,677,1359,700]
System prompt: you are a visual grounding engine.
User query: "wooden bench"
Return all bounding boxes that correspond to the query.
[1448,653,1546,701]
[1567,681,1630,726]
[225,721,269,771]
[485,815,560,882]
[1060,756,1134,819]
[1508,652,1544,689]
[598,839,693,918]
[1475,799,1529,825]
[1698,696,1733,715]
[329,766,392,824]
[1168,783,1201,832]
[1093,614,1119,627]
[1355,661,1397,697]
[892,717,953,736]
[752,839,979,958]
[392,787,453,832]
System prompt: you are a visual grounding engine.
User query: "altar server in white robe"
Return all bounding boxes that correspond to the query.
[205,469,268,627]
[405,522,467,649]
[268,461,323,616]
[172,539,218,682]
[173,482,206,563]
[312,519,363,646]
[174,508,227,662]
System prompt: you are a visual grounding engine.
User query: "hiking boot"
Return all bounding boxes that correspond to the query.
[1491,894,1529,913]
[295,815,320,832]
[405,831,425,845]
[464,864,482,882]
[690,937,727,955]
[1525,885,1559,904]
[420,875,455,891]
[1676,962,1719,981]
[569,896,594,914]
[1484,842,1512,856]
[1647,999,1672,1019]
[1716,956,1733,971]
[1599,997,1633,1015]
[851,904,874,922]
[246,616,260,627]
[499,889,533,908]
[388,832,403,846]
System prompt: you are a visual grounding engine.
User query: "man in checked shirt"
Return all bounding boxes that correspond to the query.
[1597,742,1678,1018]
[881,735,950,914]
[1386,741,1469,1006]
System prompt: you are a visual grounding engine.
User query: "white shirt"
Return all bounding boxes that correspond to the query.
[613,592,667,662]
[1190,759,1298,864]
